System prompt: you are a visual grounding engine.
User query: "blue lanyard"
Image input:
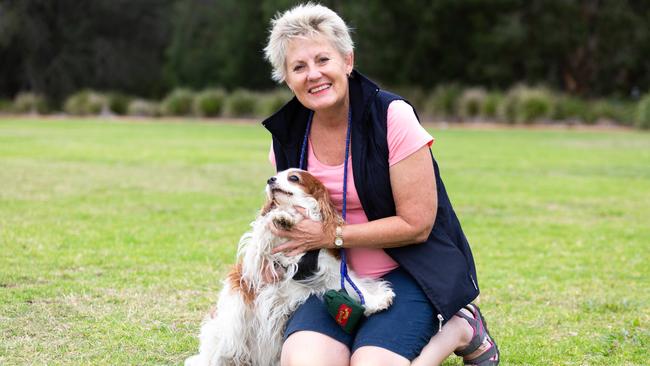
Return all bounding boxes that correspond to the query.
[299,108,366,305]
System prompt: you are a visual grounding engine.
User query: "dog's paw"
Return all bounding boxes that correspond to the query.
[270,211,295,231]
[362,283,395,316]
[184,355,201,366]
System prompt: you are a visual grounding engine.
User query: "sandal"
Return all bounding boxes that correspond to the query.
[453,303,500,365]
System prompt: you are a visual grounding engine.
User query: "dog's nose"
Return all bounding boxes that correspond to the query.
[267,176,277,185]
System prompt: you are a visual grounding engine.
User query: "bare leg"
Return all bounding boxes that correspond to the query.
[412,306,498,365]
[350,346,410,366]
[411,314,472,366]
[281,331,350,366]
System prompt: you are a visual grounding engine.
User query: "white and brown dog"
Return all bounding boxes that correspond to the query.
[185,168,395,366]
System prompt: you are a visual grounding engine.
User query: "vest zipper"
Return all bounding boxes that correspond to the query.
[437,314,444,332]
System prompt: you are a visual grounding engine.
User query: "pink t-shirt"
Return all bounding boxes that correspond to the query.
[269,100,434,278]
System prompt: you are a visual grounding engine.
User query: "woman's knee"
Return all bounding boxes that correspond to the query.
[350,346,410,366]
[281,331,350,366]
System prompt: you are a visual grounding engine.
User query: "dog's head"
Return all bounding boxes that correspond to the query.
[264,168,333,215]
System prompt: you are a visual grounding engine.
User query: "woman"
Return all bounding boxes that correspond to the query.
[261,4,499,366]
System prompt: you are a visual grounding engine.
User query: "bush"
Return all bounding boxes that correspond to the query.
[64,90,108,115]
[517,87,555,124]
[13,92,48,114]
[589,100,636,126]
[496,90,519,124]
[255,89,293,117]
[160,88,194,116]
[423,84,462,120]
[636,93,650,130]
[0,99,12,113]
[457,88,486,121]
[107,93,132,115]
[481,92,504,120]
[223,89,258,118]
[193,88,226,117]
[127,99,160,117]
[499,86,554,124]
[553,95,592,123]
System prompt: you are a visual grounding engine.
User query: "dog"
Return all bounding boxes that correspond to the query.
[184,168,395,366]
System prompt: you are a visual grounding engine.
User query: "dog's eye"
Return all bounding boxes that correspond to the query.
[288,175,300,183]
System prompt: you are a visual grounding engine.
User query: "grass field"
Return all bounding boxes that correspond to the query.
[1,117,648,365]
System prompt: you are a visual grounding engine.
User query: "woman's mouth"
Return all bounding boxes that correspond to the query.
[308,84,331,94]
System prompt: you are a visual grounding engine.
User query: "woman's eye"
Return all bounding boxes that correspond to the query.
[318,57,329,64]
[288,175,299,182]
[293,65,304,72]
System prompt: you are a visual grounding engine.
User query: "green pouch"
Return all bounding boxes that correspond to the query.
[324,289,365,334]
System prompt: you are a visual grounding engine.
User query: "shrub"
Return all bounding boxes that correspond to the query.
[255,89,293,117]
[553,95,592,123]
[589,100,636,126]
[107,93,131,115]
[0,99,12,113]
[423,84,462,120]
[160,88,194,116]
[499,86,554,124]
[481,92,503,120]
[517,87,555,124]
[64,90,108,115]
[223,89,258,118]
[457,88,486,121]
[636,93,650,130]
[611,101,636,126]
[496,90,519,124]
[193,88,227,117]
[127,99,160,117]
[13,92,48,114]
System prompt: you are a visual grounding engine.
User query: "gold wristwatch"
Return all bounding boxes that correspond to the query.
[334,226,344,248]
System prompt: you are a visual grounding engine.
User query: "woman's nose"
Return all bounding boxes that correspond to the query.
[307,67,322,81]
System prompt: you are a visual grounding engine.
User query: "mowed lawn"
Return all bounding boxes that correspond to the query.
[0,118,648,365]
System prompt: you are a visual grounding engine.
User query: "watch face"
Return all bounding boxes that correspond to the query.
[335,238,343,247]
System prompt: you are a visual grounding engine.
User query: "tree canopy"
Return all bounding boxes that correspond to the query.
[1,0,648,103]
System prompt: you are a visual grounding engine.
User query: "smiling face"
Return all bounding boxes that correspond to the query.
[284,35,354,114]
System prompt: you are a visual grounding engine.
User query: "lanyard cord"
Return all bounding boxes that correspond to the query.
[299,108,366,305]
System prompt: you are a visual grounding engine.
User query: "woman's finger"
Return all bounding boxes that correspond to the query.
[294,206,308,217]
[268,222,292,238]
[272,240,298,254]
[287,249,303,257]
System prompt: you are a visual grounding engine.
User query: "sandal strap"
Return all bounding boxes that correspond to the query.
[463,339,499,365]
[453,305,487,357]
[458,303,500,365]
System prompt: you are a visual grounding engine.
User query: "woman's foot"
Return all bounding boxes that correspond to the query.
[453,304,499,365]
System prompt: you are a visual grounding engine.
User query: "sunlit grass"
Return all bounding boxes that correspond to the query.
[1,118,648,365]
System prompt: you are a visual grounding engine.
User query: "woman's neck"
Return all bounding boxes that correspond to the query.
[312,97,350,128]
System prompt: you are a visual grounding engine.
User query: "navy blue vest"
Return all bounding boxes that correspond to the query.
[262,70,480,321]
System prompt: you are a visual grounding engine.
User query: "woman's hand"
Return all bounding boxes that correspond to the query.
[270,207,335,256]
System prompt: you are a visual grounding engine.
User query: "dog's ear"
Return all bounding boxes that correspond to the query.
[260,199,276,216]
[227,263,256,305]
[312,183,341,234]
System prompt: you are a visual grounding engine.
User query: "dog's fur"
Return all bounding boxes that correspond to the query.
[184,168,395,366]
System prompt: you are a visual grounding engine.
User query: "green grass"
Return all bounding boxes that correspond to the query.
[1,118,648,365]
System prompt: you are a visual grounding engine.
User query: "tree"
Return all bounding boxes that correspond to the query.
[0,0,175,103]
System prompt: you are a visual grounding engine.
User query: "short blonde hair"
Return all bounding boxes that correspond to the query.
[264,3,354,83]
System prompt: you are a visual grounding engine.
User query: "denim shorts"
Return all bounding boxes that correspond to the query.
[283,267,437,361]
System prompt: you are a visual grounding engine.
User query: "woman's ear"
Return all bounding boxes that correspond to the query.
[345,52,354,76]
